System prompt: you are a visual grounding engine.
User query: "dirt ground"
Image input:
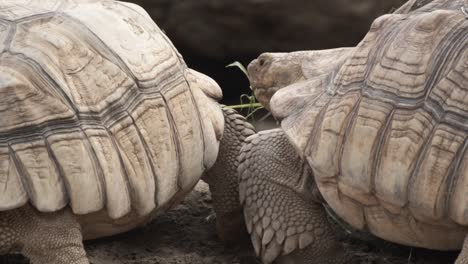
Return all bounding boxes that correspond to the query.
[0,181,459,264]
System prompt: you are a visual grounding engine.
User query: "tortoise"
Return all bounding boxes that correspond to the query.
[241,0,468,263]
[0,0,255,263]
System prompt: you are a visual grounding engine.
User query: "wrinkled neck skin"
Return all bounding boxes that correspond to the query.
[247,48,352,111]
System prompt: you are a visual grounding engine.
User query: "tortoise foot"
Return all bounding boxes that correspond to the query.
[1,204,89,264]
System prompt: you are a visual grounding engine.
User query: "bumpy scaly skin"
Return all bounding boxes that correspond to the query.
[203,107,256,242]
[239,129,354,264]
[456,236,468,264]
[0,204,88,264]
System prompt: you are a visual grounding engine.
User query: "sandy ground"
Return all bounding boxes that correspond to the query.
[0,181,459,264]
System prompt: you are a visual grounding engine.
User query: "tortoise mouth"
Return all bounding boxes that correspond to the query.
[252,84,282,111]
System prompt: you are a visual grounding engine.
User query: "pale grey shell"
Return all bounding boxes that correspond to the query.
[271,0,468,250]
[0,0,224,219]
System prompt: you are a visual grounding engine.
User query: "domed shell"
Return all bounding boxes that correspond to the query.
[0,0,224,220]
[270,0,468,250]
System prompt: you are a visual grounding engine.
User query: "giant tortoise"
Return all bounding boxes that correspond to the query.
[241,0,468,263]
[0,0,254,263]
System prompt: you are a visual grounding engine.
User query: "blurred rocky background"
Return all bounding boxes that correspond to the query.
[128,0,407,104]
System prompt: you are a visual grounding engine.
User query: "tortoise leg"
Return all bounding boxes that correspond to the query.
[0,204,89,264]
[238,129,355,264]
[203,107,256,242]
[456,235,468,264]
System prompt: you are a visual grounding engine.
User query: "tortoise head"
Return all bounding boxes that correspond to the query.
[248,53,305,111]
[247,48,353,111]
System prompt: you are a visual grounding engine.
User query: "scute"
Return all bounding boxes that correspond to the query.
[47,131,104,215]
[0,0,224,219]
[11,140,68,212]
[333,13,405,90]
[271,0,468,249]
[339,98,393,205]
[450,145,468,225]
[308,92,360,179]
[375,108,435,208]
[83,128,131,220]
[10,14,136,113]
[0,0,61,21]
[427,45,468,129]
[161,80,205,191]
[130,97,179,210]
[0,56,76,133]
[0,147,28,210]
[0,21,9,53]
[408,125,466,222]
[63,0,182,87]
[365,10,460,101]
[110,116,156,216]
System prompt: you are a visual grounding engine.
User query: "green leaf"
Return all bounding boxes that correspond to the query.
[226,61,249,79]
[225,62,267,120]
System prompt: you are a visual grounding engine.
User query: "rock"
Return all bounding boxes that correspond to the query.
[129,0,407,59]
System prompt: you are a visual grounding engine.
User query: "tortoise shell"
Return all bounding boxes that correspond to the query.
[270,0,468,249]
[0,0,224,220]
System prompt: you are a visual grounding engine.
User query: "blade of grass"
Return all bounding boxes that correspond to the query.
[226,61,249,79]
[226,103,263,109]
[245,106,265,119]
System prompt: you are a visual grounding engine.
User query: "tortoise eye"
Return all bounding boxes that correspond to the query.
[259,58,266,66]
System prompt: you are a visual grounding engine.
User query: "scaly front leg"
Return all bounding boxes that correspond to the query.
[0,204,89,264]
[203,107,256,242]
[238,129,355,264]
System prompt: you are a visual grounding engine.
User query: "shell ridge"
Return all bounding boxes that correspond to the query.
[0,0,60,21]
[159,93,182,192]
[362,16,407,86]
[443,135,468,216]
[405,122,438,212]
[45,131,107,214]
[103,126,133,214]
[447,137,468,224]
[0,145,28,210]
[362,17,415,96]
[185,78,208,170]
[78,127,107,206]
[424,30,467,131]
[43,135,70,209]
[126,110,160,207]
[303,97,332,158]
[12,11,57,23]
[428,127,466,219]
[371,108,396,200]
[5,51,78,114]
[2,20,15,52]
[7,144,34,206]
[423,18,467,101]
[57,12,139,83]
[337,95,363,183]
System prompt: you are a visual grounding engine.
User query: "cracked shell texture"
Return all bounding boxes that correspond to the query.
[270,0,468,250]
[0,0,224,220]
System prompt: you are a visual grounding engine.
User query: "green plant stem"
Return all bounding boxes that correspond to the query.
[225,103,263,109]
